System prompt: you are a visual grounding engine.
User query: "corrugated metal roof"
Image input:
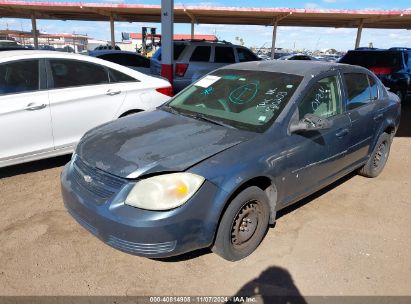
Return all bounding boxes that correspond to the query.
[0,1,410,29]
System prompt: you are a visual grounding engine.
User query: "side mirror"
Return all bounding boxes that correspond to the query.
[289,114,332,133]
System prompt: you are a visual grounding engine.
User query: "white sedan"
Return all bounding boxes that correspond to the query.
[0,50,172,168]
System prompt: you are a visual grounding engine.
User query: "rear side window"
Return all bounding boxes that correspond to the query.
[368,75,379,100]
[237,48,258,62]
[190,46,211,62]
[99,53,150,68]
[153,44,186,61]
[0,60,39,95]
[344,73,371,109]
[214,47,235,63]
[49,59,109,89]
[109,68,138,83]
[298,76,342,119]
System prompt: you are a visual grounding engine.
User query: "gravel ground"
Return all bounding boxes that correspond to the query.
[0,105,410,298]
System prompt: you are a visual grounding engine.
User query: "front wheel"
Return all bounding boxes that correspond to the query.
[358,132,392,178]
[212,186,270,261]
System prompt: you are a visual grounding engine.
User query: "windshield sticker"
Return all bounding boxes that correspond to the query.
[195,75,221,88]
[286,85,294,89]
[229,82,259,104]
[201,86,214,96]
[258,116,267,122]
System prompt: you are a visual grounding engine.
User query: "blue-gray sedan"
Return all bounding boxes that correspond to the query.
[61,61,401,261]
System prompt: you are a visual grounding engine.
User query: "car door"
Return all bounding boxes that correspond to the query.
[0,58,54,163]
[47,58,127,149]
[342,72,383,166]
[280,73,352,204]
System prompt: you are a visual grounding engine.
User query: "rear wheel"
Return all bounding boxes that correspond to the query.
[212,186,270,261]
[358,132,392,178]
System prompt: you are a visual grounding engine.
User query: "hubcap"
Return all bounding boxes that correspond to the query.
[373,141,387,169]
[231,200,261,248]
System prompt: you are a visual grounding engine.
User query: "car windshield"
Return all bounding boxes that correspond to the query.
[166,69,302,133]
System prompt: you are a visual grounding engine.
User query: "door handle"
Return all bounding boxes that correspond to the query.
[106,89,121,96]
[373,113,383,122]
[336,128,349,138]
[25,103,46,111]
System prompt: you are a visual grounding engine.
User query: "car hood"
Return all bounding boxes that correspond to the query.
[76,109,253,178]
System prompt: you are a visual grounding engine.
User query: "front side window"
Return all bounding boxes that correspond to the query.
[344,73,371,110]
[167,69,302,132]
[49,59,109,89]
[214,47,236,63]
[0,60,39,95]
[298,76,342,119]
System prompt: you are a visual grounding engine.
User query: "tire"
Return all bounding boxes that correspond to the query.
[212,186,270,261]
[358,132,392,178]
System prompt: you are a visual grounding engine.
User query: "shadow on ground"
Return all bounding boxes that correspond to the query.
[228,266,307,304]
[0,155,71,179]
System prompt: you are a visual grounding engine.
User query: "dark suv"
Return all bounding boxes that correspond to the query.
[339,47,411,102]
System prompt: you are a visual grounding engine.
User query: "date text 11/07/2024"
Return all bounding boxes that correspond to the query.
[149,296,257,303]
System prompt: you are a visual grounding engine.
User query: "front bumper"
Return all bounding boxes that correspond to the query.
[61,160,223,258]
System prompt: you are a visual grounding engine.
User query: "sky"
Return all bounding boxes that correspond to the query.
[1,0,411,51]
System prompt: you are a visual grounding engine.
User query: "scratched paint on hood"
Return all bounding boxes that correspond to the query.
[76,110,253,178]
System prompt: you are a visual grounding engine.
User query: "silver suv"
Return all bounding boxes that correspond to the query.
[150,40,260,93]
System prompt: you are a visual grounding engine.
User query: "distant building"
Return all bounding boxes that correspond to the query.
[0,30,88,52]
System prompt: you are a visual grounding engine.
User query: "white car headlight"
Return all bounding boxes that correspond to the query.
[125,173,205,211]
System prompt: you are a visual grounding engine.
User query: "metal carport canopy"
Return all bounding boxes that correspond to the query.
[0,1,411,29]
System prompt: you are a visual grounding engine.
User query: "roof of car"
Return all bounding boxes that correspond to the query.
[88,50,146,57]
[223,60,368,77]
[0,49,60,58]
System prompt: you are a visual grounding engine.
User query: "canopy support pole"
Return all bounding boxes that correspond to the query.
[161,0,174,84]
[31,13,38,49]
[271,19,278,60]
[110,14,115,48]
[355,19,364,49]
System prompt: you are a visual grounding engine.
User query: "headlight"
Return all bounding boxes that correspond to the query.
[125,173,205,210]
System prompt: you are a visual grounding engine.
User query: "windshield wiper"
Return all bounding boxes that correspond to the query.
[161,104,180,115]
[162,105,236,129]
[192,113,237,129]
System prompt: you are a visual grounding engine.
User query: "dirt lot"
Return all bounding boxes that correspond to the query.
[0,105,410,298]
